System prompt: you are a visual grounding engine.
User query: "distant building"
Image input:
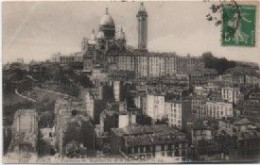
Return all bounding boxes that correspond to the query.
[206,100,233,119]
[99,101,136,134]
[148,55,166,77]
[165,98,191,129]
[117,54,135,72]
[54,97,87,156]
[221,86,242,104]
[177,55,204,75]
[190,120,217,158]
[111,125,189,160]
[133,91,146,111]
[243,100,260,124]
[113,81,121,102]
[89,65,108,82]
[191,95,207,119]
[191,123,213,146]
[51,52,83,64]
[145,92,166,120]
[135,54,149,77]
[193,86,208,96]
[16,58,24,64]
[218,118,255,136]
[216,117,260,159]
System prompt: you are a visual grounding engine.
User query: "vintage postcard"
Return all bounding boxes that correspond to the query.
[2,0,260,163]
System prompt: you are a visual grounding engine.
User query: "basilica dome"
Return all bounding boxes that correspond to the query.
[100,8,115,28]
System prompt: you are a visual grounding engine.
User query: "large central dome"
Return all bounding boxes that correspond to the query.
[100,8,115,27]
[99,8,115,39]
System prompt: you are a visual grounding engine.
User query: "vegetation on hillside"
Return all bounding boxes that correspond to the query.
[202,52,237,75]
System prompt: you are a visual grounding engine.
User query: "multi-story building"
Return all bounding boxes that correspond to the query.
[177,55,204,74]
[145,92,166,120]
[221,86,242,104]
[189,71,207,87]
[133,91,146,111]
[113,80,121,101]
[148,55,166,77]
[191,124,213,146]
[8,109,38,154]
[117,54,135,71]
[54,98,73,156]
[218,118,254,136]
[99,101,136,134]
[206,100,233,119]
[216,117,260,160]
[54,97,87,155]
[191,95,207,119]
[165,53,178,76]
[51,52,83,64]
[243,100,260,125]
[193,86,208,96]
[165,98,191,129]
[111,125,189,160]
[190,120,217,158]
[245,74,259,86]
[136,54,149,78]
[116,52,202,78]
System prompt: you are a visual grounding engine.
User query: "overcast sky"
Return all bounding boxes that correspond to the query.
[3,1,260,64]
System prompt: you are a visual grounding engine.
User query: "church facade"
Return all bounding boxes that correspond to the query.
[82,3,204,78]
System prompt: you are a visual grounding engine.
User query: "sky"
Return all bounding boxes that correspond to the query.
[2,1,260,64]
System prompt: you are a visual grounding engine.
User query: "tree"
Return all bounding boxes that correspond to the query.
[77,74,93,88]
[63,118,95,151]
[136,114,152,125]
[202,52,236,74]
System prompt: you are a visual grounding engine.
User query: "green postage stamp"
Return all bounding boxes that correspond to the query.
[222,4,256,47]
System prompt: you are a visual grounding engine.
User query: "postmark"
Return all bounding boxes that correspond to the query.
[222,4,256,47]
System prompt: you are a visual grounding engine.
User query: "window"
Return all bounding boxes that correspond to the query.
[146,146,150,152]
[161,144,165,151]
[134,146,138,153]
[140,146,144,153]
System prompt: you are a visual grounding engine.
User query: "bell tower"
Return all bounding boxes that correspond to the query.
[136,2,148,50]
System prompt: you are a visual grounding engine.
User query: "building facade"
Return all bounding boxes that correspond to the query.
[111,125,189,160]
[166,99,192,129]
[146,93,166,120]
[206,100,233,119]
[191,96,207,119]
[8,109,38,154]
[221,86,242,104]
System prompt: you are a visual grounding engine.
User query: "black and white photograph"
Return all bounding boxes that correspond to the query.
[2,0,260,163]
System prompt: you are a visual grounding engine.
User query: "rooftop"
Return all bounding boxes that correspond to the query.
[124,131,187,146]
[111,124,186,137]
[112,125,187,146]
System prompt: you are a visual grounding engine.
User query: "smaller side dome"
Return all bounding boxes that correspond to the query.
[97,30,105,39]
[118,27,125,40]
[88,29,97,44]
